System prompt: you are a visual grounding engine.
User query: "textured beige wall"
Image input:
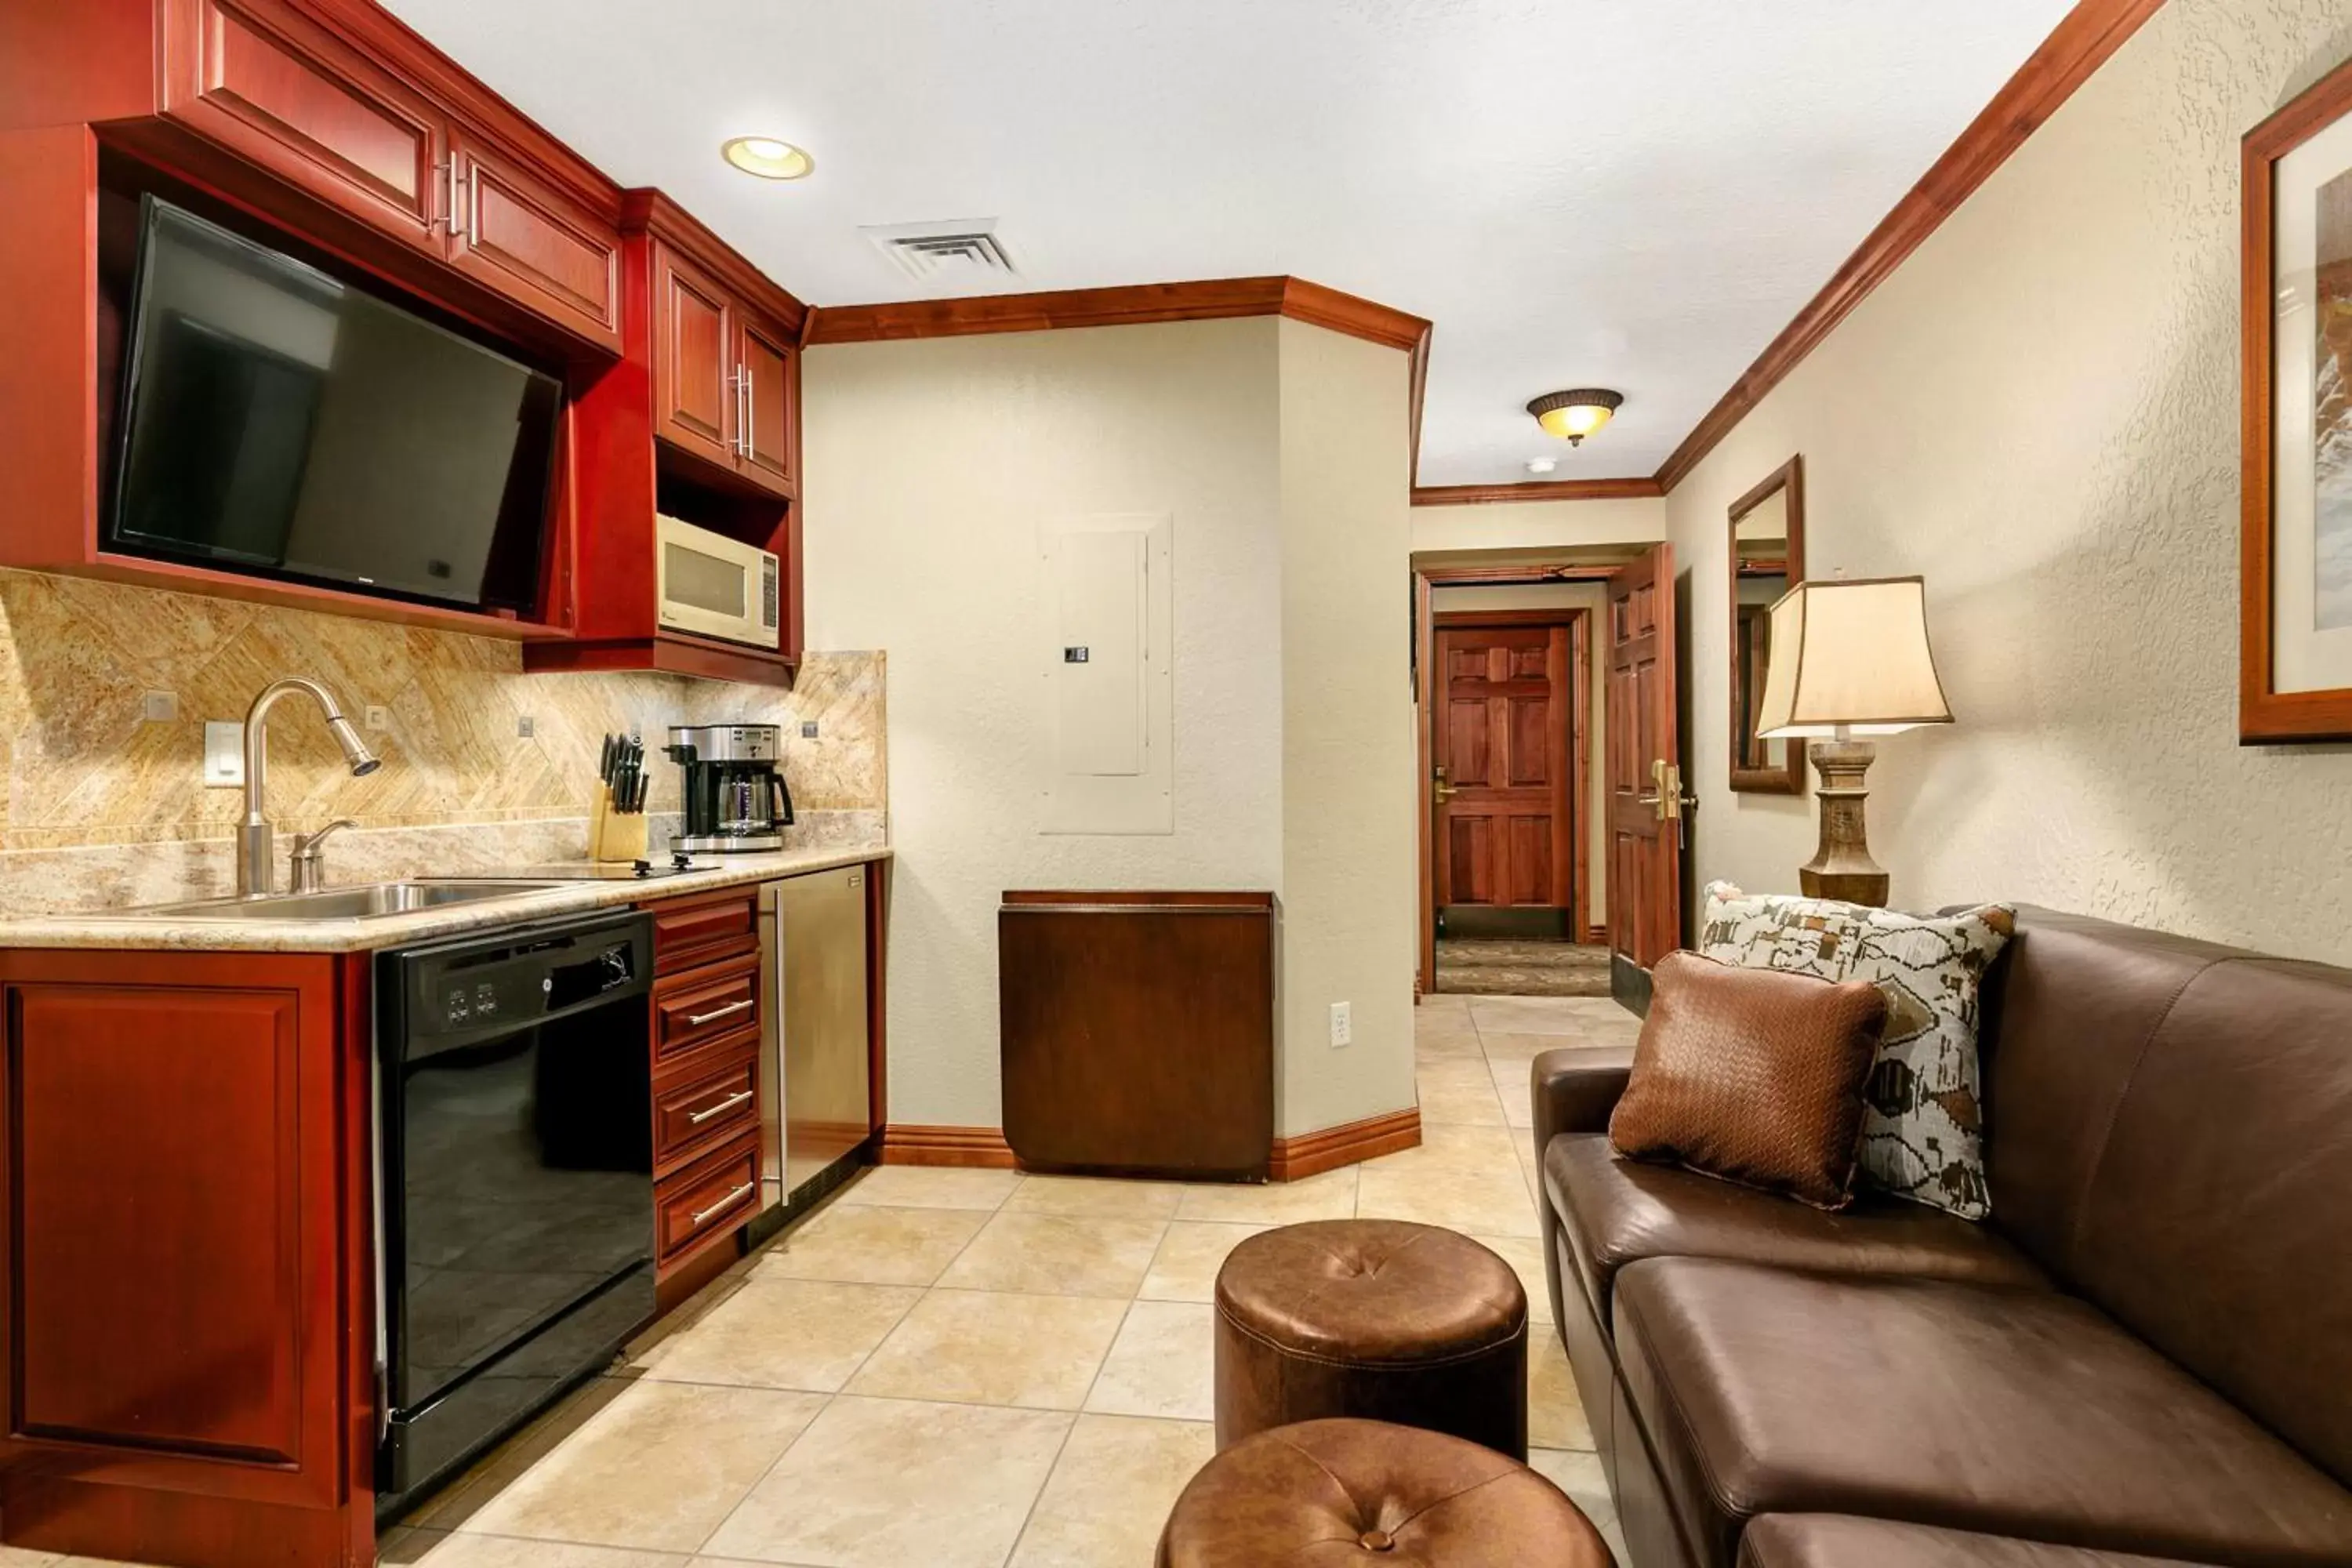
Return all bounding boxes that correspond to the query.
[1664,0,2352,960]
[1276,318,1417,1137]
[803,319,1290,1130]
[1428,581,1609,926]
[803,316,1421,1138]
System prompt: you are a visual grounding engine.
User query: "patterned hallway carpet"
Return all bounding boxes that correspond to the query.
[1435,938,1613,996]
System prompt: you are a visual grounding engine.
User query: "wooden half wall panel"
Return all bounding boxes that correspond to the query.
[999,891,1274,1179]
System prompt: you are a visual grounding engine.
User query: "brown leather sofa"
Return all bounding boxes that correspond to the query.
[1533,907,2352,1568]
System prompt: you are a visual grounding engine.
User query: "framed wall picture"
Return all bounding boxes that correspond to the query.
[2244,54,2352,742]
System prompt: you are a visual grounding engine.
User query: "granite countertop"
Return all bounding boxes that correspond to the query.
[0,845,891,954]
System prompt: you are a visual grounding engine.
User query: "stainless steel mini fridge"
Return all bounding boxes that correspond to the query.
[757,866,873,1214]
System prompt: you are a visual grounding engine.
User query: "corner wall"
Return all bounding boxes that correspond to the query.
[1276,318,1417,1136]
[1663,0,2352,962]
[804,315,1421,1139]
[802,319,1288,1128]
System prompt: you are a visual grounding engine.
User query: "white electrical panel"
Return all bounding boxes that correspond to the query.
[1040,514,1174,834]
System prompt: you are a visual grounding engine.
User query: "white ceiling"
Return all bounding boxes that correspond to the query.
[381,0,2072,485]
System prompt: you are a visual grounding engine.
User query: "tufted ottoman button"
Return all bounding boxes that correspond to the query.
[1156,1417,1608,1568]
[1214,1219,1530,1457]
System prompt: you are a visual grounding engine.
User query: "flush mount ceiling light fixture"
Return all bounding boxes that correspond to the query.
[1526,388,1624,446]
[720,136,814,180]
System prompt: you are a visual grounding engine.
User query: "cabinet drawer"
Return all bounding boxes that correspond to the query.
[656,1131,760,1266]
[653,960,759,1069]
[654,1043,758,1171]
[650,890,758,975]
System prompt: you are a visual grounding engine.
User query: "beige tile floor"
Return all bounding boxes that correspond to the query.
[5,993,1637,1568]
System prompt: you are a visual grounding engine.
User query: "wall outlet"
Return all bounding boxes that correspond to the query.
[365,706,392,731]
[140,691,179,723]
[800,720,819,739]
[517,715,535,739]
[203,721,245,786]
[1329,1000,1353,1049]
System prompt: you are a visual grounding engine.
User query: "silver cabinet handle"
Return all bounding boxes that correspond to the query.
[742,363,756,461]
[687,1089,753,1125]
[685,997,754,1026]
[690,1183,754,1226]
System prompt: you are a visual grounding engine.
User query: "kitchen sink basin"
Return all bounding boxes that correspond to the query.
[123,880,572,921]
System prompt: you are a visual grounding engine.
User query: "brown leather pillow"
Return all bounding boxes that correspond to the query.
[1608,950,1889,1210]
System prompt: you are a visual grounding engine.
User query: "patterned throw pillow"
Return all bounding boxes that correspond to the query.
[1698,881,2015,1220]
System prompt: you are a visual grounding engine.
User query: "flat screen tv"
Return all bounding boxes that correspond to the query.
[107,197,561,615]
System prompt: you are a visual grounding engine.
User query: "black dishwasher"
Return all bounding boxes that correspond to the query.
[375,909,655,1515]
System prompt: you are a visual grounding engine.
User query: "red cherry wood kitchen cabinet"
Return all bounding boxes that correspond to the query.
[0,948,376,1568]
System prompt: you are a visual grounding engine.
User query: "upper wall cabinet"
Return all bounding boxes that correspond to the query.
[649,235,799,499]
[447,127,622,350]
[159,0,447,253]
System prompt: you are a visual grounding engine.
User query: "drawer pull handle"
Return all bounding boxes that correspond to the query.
[690,1183,755,1226]
[685,998,754,1026]
[688,1090,754,1125]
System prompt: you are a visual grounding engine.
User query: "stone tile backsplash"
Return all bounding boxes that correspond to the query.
[0,568,885,911]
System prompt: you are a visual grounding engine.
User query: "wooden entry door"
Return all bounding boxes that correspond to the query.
[1433,620,1575,917]
[1606,544,1685,992]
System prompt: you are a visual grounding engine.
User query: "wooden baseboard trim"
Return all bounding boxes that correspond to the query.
[876,1124,1018,1168]
[1585,924,1608,946]
[1269,1107,1421,1182]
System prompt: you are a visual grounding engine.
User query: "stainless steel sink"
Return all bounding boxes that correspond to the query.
[123,880,571,921]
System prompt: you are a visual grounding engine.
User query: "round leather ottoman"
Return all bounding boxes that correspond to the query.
[1157,1417,1608,1567]
[1214,1219,1528,1457]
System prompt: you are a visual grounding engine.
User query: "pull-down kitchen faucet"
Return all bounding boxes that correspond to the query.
[236,677,380,896]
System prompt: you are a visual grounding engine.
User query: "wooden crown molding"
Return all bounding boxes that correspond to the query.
[806,275,1425,350]
[1649,0,2163,492]
[1412,477,1663,506]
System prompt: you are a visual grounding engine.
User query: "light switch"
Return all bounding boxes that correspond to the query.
[204,721,245,786]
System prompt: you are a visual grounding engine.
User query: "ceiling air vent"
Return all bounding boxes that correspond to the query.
[862,219,1018,285]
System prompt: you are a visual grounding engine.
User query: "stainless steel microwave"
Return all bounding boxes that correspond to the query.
[656,514,780,649]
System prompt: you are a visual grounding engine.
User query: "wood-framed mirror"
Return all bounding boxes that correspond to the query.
[1728,455,1806,793]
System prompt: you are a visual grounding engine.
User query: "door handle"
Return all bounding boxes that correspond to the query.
[1432,767,1457,805]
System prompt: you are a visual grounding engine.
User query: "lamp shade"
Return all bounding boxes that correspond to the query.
[1753,576,1954,739]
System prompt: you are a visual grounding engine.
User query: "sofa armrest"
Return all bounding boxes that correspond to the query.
[1530,1045,1635,1152]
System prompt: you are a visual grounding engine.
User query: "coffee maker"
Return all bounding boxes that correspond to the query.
[664,724,794,853]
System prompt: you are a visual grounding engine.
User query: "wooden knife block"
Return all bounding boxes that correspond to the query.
[589,787,648,864]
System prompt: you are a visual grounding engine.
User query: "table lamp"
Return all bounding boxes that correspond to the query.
[1751,575,1953,906]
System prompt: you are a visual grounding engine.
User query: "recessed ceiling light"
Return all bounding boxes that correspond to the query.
[1525,457,1558,475]
[721,136,814,181]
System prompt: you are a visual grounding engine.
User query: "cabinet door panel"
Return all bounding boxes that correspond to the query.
[2,974,341,1508]
[736,314,797,496]
[650,241,736,469]
[448,132,621,353]
[162,0,443,249]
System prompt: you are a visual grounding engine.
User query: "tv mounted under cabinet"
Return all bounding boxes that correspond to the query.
[107,197,561,615]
